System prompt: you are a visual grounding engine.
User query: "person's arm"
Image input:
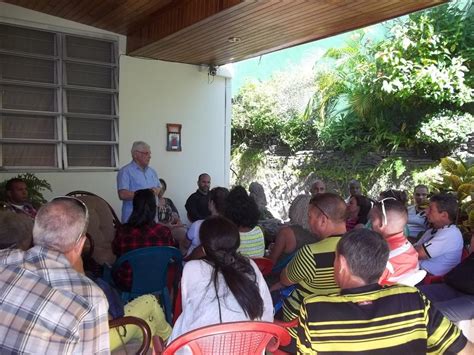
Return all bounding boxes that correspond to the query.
[185,194,200,223]
[268,226,296,264]
[415,244,429,260]
[118,189,135,201]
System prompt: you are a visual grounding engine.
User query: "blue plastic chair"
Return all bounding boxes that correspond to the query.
[104,246,182,323]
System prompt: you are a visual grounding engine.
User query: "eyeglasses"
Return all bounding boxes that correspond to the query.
[373,197,397,226]
[51,196,89,245]
[311,202,329,219]
[136,150,151,156]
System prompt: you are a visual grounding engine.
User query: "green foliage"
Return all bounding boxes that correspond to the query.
[0,173,51,208]
[231,145,265,185]
[431,157,474,238]
[232,0,473,160]
[416,111,474,157]
[313,1,473,154]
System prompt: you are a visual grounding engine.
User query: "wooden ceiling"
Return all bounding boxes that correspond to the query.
[4,0,447,66]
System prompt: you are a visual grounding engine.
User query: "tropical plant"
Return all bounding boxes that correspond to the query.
[431,157,474,239]
[0,173,52,208]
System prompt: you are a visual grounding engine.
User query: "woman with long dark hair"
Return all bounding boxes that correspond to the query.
[112,188,176,290]
[185,186,229,257]
[169,215,273,341]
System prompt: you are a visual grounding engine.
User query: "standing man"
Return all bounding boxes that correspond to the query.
[4,177,37,218]
[415,193,463,276]
[407,184,429,241]
[185,173,211,223]
[297,228,472,354]
[117,141,161,223]
[0,197,110,353]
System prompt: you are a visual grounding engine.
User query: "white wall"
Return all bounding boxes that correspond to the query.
[0,3,231,222]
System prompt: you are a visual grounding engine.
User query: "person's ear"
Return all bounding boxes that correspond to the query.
[73,235,86,256]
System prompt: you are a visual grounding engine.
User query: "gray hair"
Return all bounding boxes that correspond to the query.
[131,141,150,154]
[0,211,33,250]
[33,199,88,253]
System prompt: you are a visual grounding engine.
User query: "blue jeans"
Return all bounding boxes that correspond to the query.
[418,284,474,322]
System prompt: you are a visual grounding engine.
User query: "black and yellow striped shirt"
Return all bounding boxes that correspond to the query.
[297,284,467,354]
[283,236,341,337]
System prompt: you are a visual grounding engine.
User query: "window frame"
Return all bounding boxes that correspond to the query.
[0,23,119,171]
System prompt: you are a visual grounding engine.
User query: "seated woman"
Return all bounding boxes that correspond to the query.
[346,194,372,231]
[186,186,229,258]
[169,216,273,342]
[112,189,176,290]
[157,178,188,254]
[224,186,265,258]
[268,194,318,265]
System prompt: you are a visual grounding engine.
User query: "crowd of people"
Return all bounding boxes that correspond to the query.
[0,140,473,354]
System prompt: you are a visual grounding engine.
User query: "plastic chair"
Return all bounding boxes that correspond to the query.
[160,321,291,355]
[252,257,274,276]
[109,316,151,355]
[104,246,182,323]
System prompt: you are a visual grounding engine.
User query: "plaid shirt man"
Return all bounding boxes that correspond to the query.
[112,222,175,290]
[0,246,110,354]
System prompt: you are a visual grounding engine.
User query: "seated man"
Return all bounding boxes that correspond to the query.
[185,173,211,222]
[274,193,347,341]
[418,237,474,323]
[369,198,419,285]
[0,197,109,353]
[415,193,463,276]
[3,177,37,218]
[407,184,429,241]
[297,228,472,354]
[309,179,326,196]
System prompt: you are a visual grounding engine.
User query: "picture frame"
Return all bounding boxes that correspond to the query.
[166,123,182,151]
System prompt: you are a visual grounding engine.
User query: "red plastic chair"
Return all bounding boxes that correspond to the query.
[252,257,275,276]
[159,321,291,354]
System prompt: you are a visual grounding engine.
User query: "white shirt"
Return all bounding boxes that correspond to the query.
[407,205,428,238]
[415,224,463,276]
[169,258,274,343]
[185,219,204,256]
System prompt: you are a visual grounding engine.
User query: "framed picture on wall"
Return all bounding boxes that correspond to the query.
[166,123,182,151]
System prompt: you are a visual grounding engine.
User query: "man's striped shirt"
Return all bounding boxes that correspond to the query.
[297,284,467,354]
[282,236,341,337]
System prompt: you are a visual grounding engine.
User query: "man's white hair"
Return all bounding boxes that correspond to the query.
[131,141,150,154]
[33,199,88,253]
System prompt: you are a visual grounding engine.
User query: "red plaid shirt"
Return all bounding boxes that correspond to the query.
[112,223,176,290]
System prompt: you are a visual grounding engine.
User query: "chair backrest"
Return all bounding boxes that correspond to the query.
[252,257,274,276]
[109,316,151,355]
[67,190,120,265]
[163,321,291,355]
[112,246,182,296]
